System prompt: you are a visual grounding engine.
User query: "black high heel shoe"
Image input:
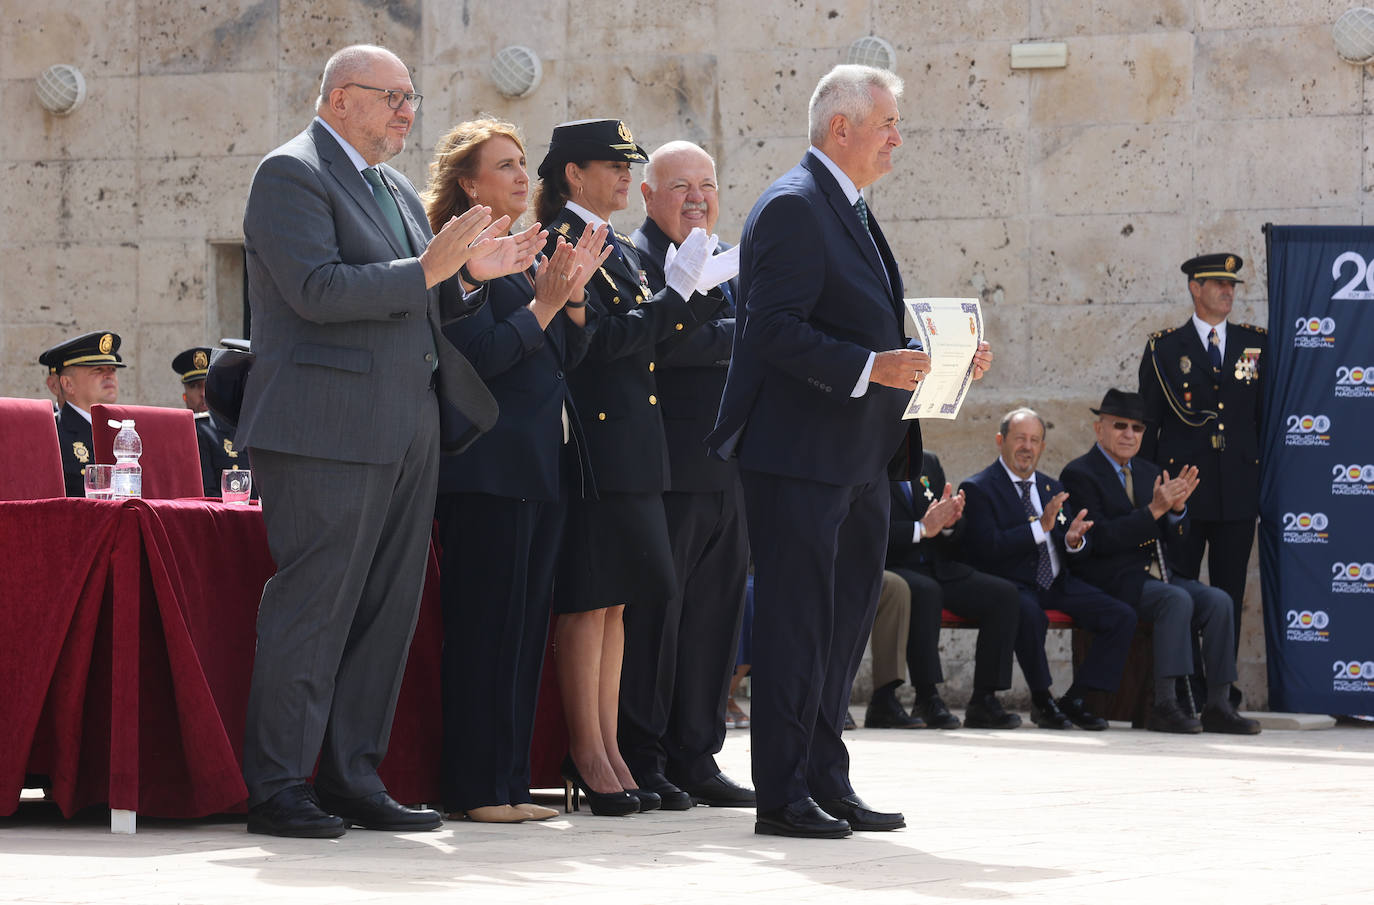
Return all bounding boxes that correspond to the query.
[560,756,639,817]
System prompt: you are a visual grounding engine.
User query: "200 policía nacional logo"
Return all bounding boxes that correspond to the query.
[1293,315,1336,349]
[1332,560,1374,596]
[1331,463,1374,496]
[1281,511,1330,544]
[1285,413,1332,447]
[1332,659,1374,693]
[1334,365,1374,399]
[1286,608,1330,643]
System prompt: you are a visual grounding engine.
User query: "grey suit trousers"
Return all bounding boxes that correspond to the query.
[242,391,440,805]
[1136,576,1236,685]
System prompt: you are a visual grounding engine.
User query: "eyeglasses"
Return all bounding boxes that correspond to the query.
[1109,421,1146,434]
[344,82,423,112]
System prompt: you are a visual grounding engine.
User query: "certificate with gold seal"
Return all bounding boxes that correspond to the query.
[901,297,984,421]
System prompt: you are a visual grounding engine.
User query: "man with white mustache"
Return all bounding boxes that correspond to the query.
[621,142,756,810]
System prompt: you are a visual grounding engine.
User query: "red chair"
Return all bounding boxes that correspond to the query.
[0,397,65,500]
[91,403,204,500]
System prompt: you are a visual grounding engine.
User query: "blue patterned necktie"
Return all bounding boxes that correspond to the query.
[1018,480,1054,590]
[1208,327,1223,372]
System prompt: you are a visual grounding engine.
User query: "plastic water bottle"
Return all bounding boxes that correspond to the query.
[111,419,143,500]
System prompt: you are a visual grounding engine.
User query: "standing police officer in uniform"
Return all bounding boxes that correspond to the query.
[39,331,126,497]
[173,346,246,496]
[1138,253,1266,657]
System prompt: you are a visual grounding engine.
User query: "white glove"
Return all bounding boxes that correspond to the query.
[665,238,738,296]
[664,227,718,300]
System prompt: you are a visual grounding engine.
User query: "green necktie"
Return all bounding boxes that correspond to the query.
[363,167,437,370]
[362,167,413,254]
[853,196,872,235]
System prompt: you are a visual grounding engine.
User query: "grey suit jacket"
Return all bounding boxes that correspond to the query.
[237,120,497,463]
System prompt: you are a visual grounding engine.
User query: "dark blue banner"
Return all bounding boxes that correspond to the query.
[1262,226,1374,713]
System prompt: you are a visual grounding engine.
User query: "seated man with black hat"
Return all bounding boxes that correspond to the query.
[174,346,249,497]
[1059,388,1260,735]
[39,331,126,496]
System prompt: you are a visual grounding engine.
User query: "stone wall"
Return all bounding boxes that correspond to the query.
[5,0,1369,708]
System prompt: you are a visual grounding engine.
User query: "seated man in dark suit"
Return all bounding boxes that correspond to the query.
[960,407,1137,730]
[1059,389,1259,735]
[877,451,1023,730]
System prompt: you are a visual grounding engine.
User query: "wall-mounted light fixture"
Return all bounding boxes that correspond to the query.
[1010,42,1068,69]
[847,36,897,72]
[35,64,87,115]
[489,45,542,98]
[1333,8,1374,64]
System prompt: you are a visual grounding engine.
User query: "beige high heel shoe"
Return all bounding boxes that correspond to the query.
[512,803,558,821]
[458,805,530,823]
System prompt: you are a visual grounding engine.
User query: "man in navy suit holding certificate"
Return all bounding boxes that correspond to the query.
[708,64,990,838]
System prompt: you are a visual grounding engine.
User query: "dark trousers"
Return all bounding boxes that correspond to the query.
[620,484,749,785]
[1136,576,1236,685]
[242,395,439,806]
[742,469,888,812]
[435,490,564,812]
[1175,517,1255,651]
[1012,574,1137,693]
[891,567,1020,691]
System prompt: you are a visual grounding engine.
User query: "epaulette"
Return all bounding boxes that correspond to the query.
[1237,322,1266,334]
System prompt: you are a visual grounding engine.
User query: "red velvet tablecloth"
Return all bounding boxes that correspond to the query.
[0,497,444,818]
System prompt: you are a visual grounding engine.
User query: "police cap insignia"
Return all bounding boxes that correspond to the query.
[99,334,114,354]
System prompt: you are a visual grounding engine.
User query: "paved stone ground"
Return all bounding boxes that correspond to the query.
[3,709,1371,904]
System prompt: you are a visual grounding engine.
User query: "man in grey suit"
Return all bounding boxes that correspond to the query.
[238,44,543,838]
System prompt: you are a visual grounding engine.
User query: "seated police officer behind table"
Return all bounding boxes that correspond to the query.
[173,347,250,497]
[881,450,1024,731]
[1059,389,1259,735]
[39,331,126,497]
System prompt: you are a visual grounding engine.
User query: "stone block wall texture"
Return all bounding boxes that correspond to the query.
[5,0,1370,709]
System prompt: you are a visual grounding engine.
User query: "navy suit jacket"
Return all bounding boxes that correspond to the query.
[1059,447,1188,606]
[705,151,917,486]
[887,451,974,582]
[959,461,1089,590]
[437,267,594,501]
[631,216,738,493]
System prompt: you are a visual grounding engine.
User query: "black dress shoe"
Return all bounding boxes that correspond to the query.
[1057,695,1108,731]
[627,788,661,812]
[1201,704,1261,735]
[637,773,694,810]
[963,693,1022,730]
[755,797,852,839]
[1030,696,1074,730]
[816,794,905,832]
[314,789,442,831]
[248,784,345,838]
[864,691,925,729]
[680,772,756,807]
[1147,697,1203,734]
[915,694,961,730]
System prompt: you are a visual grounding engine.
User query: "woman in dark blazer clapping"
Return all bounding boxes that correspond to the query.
[423,117,608,824]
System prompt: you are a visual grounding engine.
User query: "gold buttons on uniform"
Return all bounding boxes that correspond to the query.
[1218,423,1226,431]
[598,412,606,421]
[674,323,684,331]
[1218,402,1225,410]
[648,362,655,372]
[613,297,622,305]
[648,395,657,405]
